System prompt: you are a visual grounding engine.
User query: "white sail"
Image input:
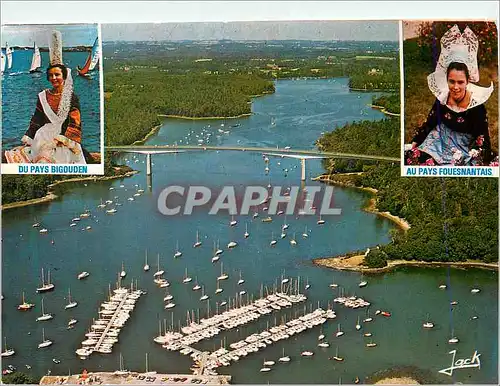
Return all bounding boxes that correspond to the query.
[6,44,12,69]
[30,43,41,72]
[1,52,5,73]
[88,37,100,71]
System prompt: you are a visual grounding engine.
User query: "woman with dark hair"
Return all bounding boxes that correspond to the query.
[4,32,87,164]
[406,25,495,166]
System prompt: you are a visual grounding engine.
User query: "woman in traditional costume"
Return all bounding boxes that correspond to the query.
[4,31,86,164]
[406,25,496,166]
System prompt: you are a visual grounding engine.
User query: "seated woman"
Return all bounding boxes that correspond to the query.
[4,64,88,164]
[406,25,496,166]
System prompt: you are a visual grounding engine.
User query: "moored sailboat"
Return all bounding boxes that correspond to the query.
[29,42,42,73]
[77,37,100,77]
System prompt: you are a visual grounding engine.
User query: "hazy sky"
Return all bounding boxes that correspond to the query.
[1,24,98,47]
[102,21,398,42]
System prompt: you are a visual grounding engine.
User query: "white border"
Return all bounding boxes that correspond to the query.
[402,165,499,177]
[1,163,104,175]
[1,1,499,24]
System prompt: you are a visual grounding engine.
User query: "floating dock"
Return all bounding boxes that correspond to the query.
[75,286,144,359]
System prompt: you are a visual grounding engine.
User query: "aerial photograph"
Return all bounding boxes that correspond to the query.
[1,19,497,385]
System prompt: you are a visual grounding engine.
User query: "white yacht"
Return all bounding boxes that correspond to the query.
[65,288,78,309]
[37,329,53,348]
[78,271,90,280]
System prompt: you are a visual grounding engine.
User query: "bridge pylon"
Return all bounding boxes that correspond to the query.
[301,158,306,181]
[146,153,152,176]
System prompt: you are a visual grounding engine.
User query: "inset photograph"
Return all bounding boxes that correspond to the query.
[402,21,498,175]
[1,24,103,174]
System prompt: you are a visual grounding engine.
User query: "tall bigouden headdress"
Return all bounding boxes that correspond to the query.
[48,30,74,122]
[427,25,494,107]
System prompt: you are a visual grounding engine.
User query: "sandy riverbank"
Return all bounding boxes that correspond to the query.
[313,254,499,273]
[1,170,138,211]
[369,104,401,117]
[132,125,162,146]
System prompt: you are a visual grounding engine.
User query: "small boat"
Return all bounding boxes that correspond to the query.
[120,262,126,278]
[317,215,325,225]
[438,284,447,289]
[244,223,250,238]
[471,288,480,294]
[290,233,297,246]
[164,302,176,309]
[423,322,434,329]
[262,217,273,223]
[301,351,314,357]
[227,241,238,249]
[36,268,55,293]
[182,268,192,283]
[199,286,209,301]
[318,332,325,341]
[154,254,165,277]
[212,254,220,263]
[78,271,90,280]
[65,288,78,309]
[355,316,361,331]
[239,290,246,296]
[193,231,202,248]
[106,208,117,214]
[318,342,330,348]
[335,324,344,337]
[32,222,41,228]
[450,301,458,306]
[332,346,344,361]
[52,358,61,364]
[1,338,15,357]
[230,216,238,227]
[192,278,201,291]
[174,241,182,258]
[237,271,245,285]
[448,329,459,344]
[359,281,367,288]
[68,319,78,327]
[270,232,277,246]
[380,311,391,317]
[364,333,372,337]
[215,280,223,294]
[219,301,227,307]
[143,250,150,271]
[39,228,48,234]
[37,328,53,349]
[305,277,311,290]
[302,226,309,238]
[366,341,377,348]
[18,292,35,311]
[253,212,259,219]
[217,263,228,281]
[278,348,290,362]
[260,367,271,372]
[280,232,286,239]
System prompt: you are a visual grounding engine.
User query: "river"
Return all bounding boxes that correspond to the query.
[2,78,497,384]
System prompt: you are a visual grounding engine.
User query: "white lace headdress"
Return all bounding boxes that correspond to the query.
[48,30,73,122]
[427,24,493,108]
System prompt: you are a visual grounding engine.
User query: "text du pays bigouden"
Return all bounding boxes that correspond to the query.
[157,185,341,216]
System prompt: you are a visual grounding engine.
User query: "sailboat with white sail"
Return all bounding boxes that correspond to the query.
[77,37,100,77]
[5,43,12,70]
[29,42,42,73]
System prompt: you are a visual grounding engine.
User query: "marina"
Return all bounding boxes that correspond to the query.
[75,284,144,359]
